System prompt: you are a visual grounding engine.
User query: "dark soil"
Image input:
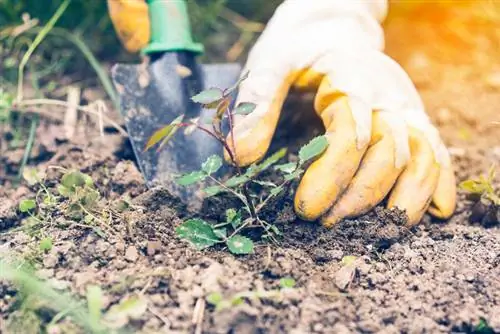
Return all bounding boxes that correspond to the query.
[1,3,500,334]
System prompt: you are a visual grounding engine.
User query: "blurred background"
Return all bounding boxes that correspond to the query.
[1,0,499,98]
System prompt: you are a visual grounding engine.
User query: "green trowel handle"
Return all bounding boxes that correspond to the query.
[141,0,204,55]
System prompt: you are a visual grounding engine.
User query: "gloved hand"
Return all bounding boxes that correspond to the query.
[107,0,457,227]
[225,0,457,226]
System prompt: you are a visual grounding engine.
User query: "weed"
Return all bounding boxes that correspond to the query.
[0,258,134,333]
[145,75,328,254]
[206,277,297,312]
[459,164,499,206]
[17,166,127,240]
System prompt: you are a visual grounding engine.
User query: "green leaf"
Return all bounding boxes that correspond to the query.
[234,102,256,115]
[19,199,36,213]
[61,171,88,190]
[225,175,249,188]
[298,135,329,164]
[203,185,224,197]
[226,235,254,254]
[191,88,224,105]
[39,237,53,252]
[274,162,297,174]
[86,285,103,331]
[279,277,296,289]
[176,219,221,250]
[206,292,223,306]
[176,171,207,186]
[224,70,249,96]
[144,115,184,152]
[214,228,227,239]
[226,209,242,229]
[249,148,288,176]
[57,185,71,197]
[202,155,223,175]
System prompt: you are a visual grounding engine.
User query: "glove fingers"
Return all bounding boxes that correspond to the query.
[428,163,457,219]
[294,78,370,221]
[224,75,294,166]
[320,112,404,228]
[107,0,150,53]
[387,128,441,226]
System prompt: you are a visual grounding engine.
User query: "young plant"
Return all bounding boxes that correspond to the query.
[145,74,329,254]
[18,167,122,239]
[459,164,499,206]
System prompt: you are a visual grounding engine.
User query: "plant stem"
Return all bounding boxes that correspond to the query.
[16,114,38,183]
[17,0,71,102]
[207,175,246,203]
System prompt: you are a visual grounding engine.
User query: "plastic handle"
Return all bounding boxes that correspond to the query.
[142,0,204,55]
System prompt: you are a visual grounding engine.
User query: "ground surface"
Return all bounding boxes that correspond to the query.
[1,4,500,334]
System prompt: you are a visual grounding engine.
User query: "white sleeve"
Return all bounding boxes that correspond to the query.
[257,0,389,52]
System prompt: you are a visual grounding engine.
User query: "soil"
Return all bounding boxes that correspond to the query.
[1,3,500,334]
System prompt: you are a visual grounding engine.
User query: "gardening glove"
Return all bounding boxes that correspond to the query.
[107,0,150,53]
[226,0,457,227]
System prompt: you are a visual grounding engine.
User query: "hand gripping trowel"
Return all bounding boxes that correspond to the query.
[111,0,241,210]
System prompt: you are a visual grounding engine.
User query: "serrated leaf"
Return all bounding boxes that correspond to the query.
[206,292,223,306]
[176,171,207,186]
[299,135,329,164]
[274,162,297,174]
[191,88,224,105]
[144,115,184,152]
[202,155,223,175]
[19,199,36,213]
[176,219,221,250]
[226,235,254,254]
[279,277,296,289]
[225,175,249,188]
[203,185,224,197]
[226,209,242,229]
[234,102,256,115]
[39,237,53,252]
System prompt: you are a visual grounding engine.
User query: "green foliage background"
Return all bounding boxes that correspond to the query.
[0,0,281,61]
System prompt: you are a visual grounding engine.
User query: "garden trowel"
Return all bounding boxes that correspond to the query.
[111,0,241,209]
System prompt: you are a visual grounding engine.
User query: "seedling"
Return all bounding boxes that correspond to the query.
[206,277,297,312]
[459,164,499,206]
[146,75,329,254]
[18,167,127,239]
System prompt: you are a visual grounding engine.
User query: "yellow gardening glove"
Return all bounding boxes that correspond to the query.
[107,0,150,53]
[226,0,457,227]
